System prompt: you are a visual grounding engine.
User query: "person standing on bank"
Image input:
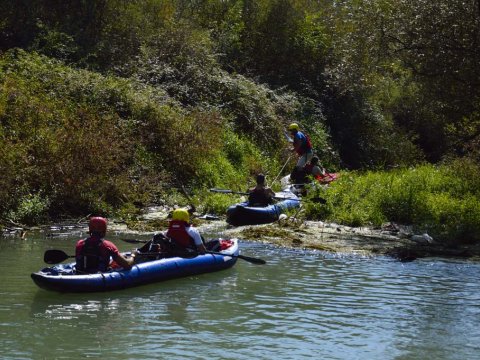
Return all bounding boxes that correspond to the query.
[75,217,135,273]
[247,173,276,207]
[288,123,313,168]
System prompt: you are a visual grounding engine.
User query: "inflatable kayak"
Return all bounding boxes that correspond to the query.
[31,238,239,293]
[226,190,300,226]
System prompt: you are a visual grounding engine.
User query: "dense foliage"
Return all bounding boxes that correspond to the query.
[0,1,479,243]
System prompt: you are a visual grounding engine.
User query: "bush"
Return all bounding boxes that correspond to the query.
[0,50,292,222]
[8,193,50,226]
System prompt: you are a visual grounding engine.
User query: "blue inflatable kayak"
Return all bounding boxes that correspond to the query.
[226,190,300,226]
[31,238,239,293]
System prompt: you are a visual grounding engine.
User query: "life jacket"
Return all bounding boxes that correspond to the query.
[296,131,313,155]
[303,163,322,181]
[76,237,109,273]
[248,188,273,207]
[305,134,313,151]
[166,220,196,249]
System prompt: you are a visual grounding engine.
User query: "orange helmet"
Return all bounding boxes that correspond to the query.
[89,217,107,236]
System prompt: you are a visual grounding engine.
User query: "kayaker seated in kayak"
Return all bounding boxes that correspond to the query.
[137,208,206,259]
[247,174,275,207]
[75,217,135,274]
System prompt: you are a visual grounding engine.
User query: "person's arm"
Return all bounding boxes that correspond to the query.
[266,188,276,203]
[292,134,301,153]
[104,240,135,269]
[113,253,135,269]
[311,165,324,177]
[187,227,206,254]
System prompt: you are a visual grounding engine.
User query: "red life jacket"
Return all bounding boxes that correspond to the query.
[166,220,195,249]
[295,131,313,155]
[305,134,312,151]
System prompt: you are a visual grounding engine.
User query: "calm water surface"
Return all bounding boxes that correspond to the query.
[1,228,480,360]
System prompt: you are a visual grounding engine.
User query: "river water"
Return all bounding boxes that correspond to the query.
[1,227,480,360]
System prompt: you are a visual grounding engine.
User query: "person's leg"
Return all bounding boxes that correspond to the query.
[296,152,312,167]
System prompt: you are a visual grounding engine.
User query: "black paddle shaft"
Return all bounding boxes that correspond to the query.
[121,238,266,265]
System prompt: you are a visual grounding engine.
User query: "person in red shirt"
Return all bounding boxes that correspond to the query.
[75,217,135,273]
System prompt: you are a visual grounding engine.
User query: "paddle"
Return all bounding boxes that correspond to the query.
[271,155,292,186]
[209,251,266,265]
[209,188,326,203]
[210,188,298,200]
[121,238,266,265]
[44,249,75,264]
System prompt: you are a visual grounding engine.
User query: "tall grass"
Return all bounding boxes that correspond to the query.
[305,159,480,244]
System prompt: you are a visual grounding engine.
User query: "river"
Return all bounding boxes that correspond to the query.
[1,227,480,360]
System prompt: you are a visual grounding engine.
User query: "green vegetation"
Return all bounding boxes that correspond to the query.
[0,1,479,245]
[304,159,480,244]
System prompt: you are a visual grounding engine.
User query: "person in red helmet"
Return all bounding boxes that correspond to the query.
[75,217,135,273]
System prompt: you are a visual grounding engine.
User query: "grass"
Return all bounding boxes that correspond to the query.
[304,158,480,244]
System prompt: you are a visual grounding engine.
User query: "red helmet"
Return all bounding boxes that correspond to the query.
[89,217,107,236]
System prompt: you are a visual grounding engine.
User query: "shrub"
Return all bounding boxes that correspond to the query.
[8,193,50,226]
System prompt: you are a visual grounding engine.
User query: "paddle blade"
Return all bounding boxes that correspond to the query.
[44,249,72,264]
[238,254,266,265]
[209,188,249,196]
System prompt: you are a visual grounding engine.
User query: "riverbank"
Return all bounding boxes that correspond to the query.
[220,218,480,262]
[136,207,480,262]
[2,205,479,262]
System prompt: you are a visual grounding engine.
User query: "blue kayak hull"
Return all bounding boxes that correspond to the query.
[31,239,239,293]
[226,192,300,226]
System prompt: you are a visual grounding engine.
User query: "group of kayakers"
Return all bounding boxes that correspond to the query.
[74,122,330,274]
[245,122,318,206]
[245,122,330,206]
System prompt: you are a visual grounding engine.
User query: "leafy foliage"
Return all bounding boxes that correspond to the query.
[0,0,479,243]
